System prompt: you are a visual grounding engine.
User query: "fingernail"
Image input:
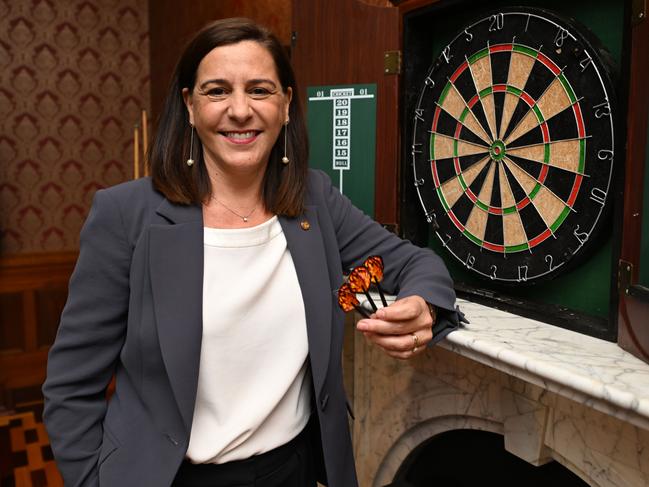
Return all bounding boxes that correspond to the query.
[357,321,368,331]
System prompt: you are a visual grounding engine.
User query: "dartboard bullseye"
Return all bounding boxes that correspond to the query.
[412,7,616,284]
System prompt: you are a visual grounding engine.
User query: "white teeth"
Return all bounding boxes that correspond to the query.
[225,131,256,139]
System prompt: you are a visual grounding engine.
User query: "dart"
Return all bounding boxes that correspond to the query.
[364,255,388,307]
[337,283,370,319]
[348,265,377,312]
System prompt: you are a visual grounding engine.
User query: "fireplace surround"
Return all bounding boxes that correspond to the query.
[346,299,649,486]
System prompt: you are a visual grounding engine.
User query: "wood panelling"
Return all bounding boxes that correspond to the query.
[292,0,401,227]
[148,0,291,123]
[0,252,76,410]
[0,294,23,352]
[35,287,69,349]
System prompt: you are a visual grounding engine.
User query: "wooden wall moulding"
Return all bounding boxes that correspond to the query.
[0,252,76,410]
[393,0,442,14]
[0,252,77,292]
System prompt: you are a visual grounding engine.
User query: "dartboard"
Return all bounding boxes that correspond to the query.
[411,7,616,284]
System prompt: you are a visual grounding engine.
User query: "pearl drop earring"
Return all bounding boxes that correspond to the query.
[281,121,289,165]
[187,124,195,167]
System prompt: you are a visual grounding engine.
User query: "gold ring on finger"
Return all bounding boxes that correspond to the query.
[410,332,419,353]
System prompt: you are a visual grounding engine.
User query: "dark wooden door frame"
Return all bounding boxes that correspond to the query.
[617,9,649,361]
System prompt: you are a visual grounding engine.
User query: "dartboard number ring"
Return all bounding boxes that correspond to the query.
[412,8,616,284]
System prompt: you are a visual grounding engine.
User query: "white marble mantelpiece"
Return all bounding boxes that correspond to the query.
[350,296,649,487]
[443,299,649,431]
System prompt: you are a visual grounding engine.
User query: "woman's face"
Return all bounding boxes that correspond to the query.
[183,40,292,177]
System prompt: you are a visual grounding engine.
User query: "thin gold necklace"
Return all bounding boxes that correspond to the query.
[214,198,258,223]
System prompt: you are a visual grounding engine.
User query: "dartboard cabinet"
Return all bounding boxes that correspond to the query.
[400,0,629,339]
[292,0,649,356]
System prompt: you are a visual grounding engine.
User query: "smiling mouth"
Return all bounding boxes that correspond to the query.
[221,130,260,142]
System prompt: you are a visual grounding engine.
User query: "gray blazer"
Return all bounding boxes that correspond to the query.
[43,169,459,487]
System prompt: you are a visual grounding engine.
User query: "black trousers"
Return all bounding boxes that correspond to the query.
[172,421,317,487]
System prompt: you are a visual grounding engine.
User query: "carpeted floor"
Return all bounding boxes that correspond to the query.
[0,407,62,487]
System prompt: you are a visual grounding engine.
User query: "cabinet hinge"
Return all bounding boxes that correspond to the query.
[632,0,646,25]
[619,260,633,294]
[384,50,401,75]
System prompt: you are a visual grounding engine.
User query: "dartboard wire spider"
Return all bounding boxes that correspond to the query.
[502,88,588,146]
[501,61,573,146]
[500,155,583,217]
[464,52,498,141]
[435,80,494,146]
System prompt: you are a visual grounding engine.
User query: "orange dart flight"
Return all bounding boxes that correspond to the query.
[348,266,371,293]
[337,283,359,312]
[337,282,370,318]
[364,255,384,282]
[348,266,377,311]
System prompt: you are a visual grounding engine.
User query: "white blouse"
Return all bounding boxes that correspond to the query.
[185,216,311,464]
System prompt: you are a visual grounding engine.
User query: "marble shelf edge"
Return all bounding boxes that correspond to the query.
[355,294,649,432]
[440,299,649,432]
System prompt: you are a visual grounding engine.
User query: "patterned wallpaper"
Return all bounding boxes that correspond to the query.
[0,0,150,255]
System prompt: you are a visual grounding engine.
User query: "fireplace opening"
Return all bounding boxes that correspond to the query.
[386,429,588,487]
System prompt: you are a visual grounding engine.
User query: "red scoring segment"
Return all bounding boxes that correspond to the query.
[490,44,513,53]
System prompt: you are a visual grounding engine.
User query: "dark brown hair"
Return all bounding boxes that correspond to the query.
[149,18,308,216]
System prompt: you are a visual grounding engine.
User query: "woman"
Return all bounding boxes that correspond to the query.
[43,18,461,487]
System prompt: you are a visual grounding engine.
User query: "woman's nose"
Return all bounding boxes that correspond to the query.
[227,91,252,120]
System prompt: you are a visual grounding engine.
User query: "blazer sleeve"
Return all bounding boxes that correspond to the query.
[42,189,131,486]
[313,170,464,334]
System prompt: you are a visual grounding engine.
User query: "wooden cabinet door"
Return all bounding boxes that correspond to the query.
[292,0,401,227]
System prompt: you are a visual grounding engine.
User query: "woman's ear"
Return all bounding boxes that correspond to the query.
[182,87,194,125]
[284,87,293,122]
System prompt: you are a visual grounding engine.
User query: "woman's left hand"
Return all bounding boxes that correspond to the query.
[355,295,435,360]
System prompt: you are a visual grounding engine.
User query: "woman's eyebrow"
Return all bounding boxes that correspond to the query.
[198,79,229,90]
[247,78,277,88]
[198,78,278,90]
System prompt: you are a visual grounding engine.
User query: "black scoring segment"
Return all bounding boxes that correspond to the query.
[546,106,579,140]
[434,107,461,137]
[493,91,506,139]
[502,97,534,141]
[490,51,511,86]
[502,162,529,203]
[450,191,475,224]
[433,158,459,186]
[508,125,544,148]
[459,124,489,145]
[518,199,550,242]
[484,211,505,247]
[541,165,578,204]
[468,99,492,141]
[490,163,503,208]
[467,159,492,197]
[454,67,478,103]
[508,155,544,183]
[521,55,557,102]
[459,153,489,173]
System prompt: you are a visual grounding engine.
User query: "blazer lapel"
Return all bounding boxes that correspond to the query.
[280,206,331,398]
[148,199,333,429]
[149,199,203,432]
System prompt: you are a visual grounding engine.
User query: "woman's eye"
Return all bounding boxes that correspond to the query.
[249,87,271,97]
[205,88,228,98]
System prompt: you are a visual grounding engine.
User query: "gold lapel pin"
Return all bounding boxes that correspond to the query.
[300,220,310,231]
